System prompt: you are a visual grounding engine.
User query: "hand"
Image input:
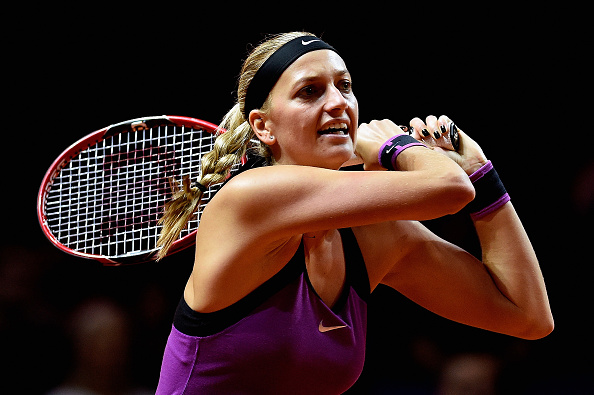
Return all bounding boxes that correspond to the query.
[410,115,488,175]
[355,119,411,171]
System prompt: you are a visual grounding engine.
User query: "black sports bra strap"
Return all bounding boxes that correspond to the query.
[174,241,304,337]
[338,228,371,302]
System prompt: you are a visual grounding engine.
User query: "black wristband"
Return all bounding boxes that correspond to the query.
[378,134,426,171]
[466,161,510,220]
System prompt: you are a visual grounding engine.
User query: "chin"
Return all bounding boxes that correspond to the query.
[320,151,355,170]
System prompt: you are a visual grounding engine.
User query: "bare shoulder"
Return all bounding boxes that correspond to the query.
[206,165,354,239]
[208,166,325,214]
[186,167,311,312]
[216,165,339,203]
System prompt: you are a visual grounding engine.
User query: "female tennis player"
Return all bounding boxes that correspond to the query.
[155,32,553,394]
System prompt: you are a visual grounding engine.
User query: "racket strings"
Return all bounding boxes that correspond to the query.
[44,123,225,259]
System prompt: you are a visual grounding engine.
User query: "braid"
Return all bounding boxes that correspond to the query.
[154,104,253,260]
[200,105,252,186]
[155,32,314,260]
[156,176,202,260]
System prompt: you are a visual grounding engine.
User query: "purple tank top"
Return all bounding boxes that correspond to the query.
[156,228,370,394]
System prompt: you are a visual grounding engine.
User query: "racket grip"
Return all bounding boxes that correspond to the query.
[449,123,460,151]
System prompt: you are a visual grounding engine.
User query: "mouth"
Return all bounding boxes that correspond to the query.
[317,122,349,136]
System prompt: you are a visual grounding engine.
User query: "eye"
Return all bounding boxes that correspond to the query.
[298,85,317,98]
[338,79,352,93]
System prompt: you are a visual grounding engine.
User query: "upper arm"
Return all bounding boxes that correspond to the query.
[373,221,529,336]
[220,165,473,243]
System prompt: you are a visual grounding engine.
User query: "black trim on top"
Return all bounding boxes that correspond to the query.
[174,228,371,337]
[339,227,371,303]
[174,242,305,337]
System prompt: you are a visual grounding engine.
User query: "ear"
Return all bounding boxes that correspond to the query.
[249,109,276,146]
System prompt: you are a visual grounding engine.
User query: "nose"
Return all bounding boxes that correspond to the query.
[323,84,348,114]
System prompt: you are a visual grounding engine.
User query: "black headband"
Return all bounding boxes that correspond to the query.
[243,35,338,118]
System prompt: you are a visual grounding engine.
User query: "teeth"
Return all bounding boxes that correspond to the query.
[322,122,348,131]
[319,122,348,134]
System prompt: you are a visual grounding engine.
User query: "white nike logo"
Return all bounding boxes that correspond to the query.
[302,39,320,46]
[318,320,347,333]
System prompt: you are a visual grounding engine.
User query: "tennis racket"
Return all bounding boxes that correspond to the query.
[37,115,236,266]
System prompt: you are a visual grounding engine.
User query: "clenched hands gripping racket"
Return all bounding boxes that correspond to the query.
[37,116,234,266]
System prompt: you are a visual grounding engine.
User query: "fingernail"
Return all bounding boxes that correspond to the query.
[433,131,441,139]
[440,125,447,134]
[422,128,430,137]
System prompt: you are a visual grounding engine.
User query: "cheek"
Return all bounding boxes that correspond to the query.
[349,95,359,123]
[270,103,319,136]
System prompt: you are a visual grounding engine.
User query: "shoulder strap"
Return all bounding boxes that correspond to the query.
[174,240,304,337]
[338,228,371,302]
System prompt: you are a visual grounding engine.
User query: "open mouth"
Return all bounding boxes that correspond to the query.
[318,122,349,135]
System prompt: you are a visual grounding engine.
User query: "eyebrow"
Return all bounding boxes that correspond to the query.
[292,69,351,87]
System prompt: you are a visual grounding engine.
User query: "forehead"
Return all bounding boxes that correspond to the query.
[277,50,349,85]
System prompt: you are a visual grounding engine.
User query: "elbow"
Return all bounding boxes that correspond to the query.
[441,170,475,215]
[516,313,555,340]
[529,314,555,340]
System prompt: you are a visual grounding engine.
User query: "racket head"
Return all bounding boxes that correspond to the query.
[37,115,225,265]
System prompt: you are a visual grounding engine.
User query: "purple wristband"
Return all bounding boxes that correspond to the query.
[469,160,494,182]
[378,135,426,171]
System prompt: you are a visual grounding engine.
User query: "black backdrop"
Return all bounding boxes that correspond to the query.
[3,5,592,394]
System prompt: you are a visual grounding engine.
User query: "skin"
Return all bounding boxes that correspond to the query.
[184,50,553,340]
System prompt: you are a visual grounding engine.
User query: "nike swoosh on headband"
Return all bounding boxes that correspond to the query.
[302,39,321,45]
[243,36,338,117]
[318,320,347,333]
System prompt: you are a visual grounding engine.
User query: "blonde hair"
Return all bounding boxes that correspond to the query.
[156,31,316,260]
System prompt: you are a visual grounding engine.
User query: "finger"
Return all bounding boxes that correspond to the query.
[436,115,454,150]
[411,117,435,146]
[374,119,398,129]
[435,115,461,151]
[409,117,430,142]
[425,115,441,140]
[437,115,452,132]
[369,119,407,139]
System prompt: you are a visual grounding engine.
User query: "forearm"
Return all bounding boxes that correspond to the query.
[474,202,554,339]
[356,120,475,216]
[464,158,553,338]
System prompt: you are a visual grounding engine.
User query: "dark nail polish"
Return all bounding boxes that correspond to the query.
[440,125,447,134]
[433,131,441,139]
[422,128,430,137]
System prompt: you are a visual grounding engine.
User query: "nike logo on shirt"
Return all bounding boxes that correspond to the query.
[318,320,347,333]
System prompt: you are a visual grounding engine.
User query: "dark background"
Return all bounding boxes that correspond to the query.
[3,5,592,394]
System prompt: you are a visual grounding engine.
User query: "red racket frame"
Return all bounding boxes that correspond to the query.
[37,115,221,265]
